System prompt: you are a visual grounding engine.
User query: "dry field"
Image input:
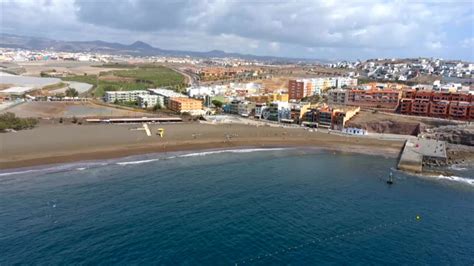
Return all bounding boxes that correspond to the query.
[2,101,149,118]
[17,61,123,76]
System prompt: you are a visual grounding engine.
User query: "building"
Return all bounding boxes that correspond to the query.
[168,97,203,114]
[429,100,450,117]
[254,103,267,119]
[400,98,413,114]
[336,77,358,88]
[411,99,430,116]
[246,93,289,103]
[237,101,256,116]
[148,88,187,105]
[288,77,357,100]
[317,107,333,128]
[288,80,305,100]
[332,106,361,130]
[137,94,164,109]
[432,92,452,102]
[347,89,401,109]
[450,93,471,102]
[303,105,360,129]
[104,90,149,103]
[289,102,311,123]
[342,127,367,135]
[227,100,255,116]
[400,90,472,120]
[470,103,474,121]
[328,89,349,105]
[448,101,470,120]
[263,101,290,121]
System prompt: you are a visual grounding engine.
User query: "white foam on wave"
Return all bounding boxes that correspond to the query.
[116,158,160,165]
[1,148,290,176]
[0,161,111,177]
[177,148,288,158]
[450,165,468,171]
[431,174,474,186]
[0,169,39,177]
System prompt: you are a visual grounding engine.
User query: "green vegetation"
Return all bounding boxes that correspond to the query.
[113,100,139,108]
[42,82,67,91]
[62,74,98,84]
[65,87,79,97]
[212,99,223,108]
[94,63,136,68]
[152,103,162,111]
[40,69,56,77]
[301,95,323,104]
[0,112,38,132]
[61,65,185,97]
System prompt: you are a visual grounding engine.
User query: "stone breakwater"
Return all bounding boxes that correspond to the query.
[397,138,447,173]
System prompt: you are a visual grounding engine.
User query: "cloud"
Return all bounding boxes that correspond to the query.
[1,0,473,60]
[460,38,474,48]
[427,41,443,50]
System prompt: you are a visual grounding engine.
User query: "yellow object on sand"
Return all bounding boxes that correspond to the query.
[157,128,164,138]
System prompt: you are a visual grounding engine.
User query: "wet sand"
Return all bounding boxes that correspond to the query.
[0,123,405,170]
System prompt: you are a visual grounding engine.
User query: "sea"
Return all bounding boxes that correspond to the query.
[1,148,473,265]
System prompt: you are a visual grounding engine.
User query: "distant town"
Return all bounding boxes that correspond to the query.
[0,45,473,172]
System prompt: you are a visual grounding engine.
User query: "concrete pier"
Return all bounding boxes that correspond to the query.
[397,138,447,173]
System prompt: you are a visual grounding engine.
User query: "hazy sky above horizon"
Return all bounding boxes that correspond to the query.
[2,0,473,61]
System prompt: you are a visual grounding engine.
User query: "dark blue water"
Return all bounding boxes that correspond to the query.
[1,148,473,265]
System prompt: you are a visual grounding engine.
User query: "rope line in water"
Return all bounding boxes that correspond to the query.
[235,216,421,265]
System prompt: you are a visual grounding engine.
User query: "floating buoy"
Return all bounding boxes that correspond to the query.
[416,215,421,221]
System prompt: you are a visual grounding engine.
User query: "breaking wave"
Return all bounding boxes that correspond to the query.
[116,158,160,165]
[115,148,289,165]
[177,148,289,158]
[432,174,474,186]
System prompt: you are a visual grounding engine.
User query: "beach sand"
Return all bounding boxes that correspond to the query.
[0,123,405,170]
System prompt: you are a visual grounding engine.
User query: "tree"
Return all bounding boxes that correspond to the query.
[212,99,223,108]
[0,112,38,132]
[152,103,162,111]
[65,87,79,97]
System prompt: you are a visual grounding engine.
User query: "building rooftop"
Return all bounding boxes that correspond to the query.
[148,88,186,98]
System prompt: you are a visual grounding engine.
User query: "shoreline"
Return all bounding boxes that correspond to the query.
[0,123,405,170]
[0,140,402,171]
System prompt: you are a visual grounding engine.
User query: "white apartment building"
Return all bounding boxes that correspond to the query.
[137,94,164,109]
[336,77,358,88]
[292,77,357,97]
[105,90,149,103]
[254,103,267,118]
[148,88,186,98]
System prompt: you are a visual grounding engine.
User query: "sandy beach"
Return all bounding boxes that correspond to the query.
[0,123,405,170]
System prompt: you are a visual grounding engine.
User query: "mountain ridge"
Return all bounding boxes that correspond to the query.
[0,33,328,63]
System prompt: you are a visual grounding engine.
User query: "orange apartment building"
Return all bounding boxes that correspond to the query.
[410,99,431,115]
[470,103,474,120]
[168,97,203,113]
[448,101,470,120]
[401,89,417,99]
[347,89,401,109]
[288,80,305,100]
[246,93,289,103]
[429,100,450,117]
[399,90,472,120]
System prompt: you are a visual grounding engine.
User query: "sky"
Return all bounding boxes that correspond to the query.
[1,0,473,61]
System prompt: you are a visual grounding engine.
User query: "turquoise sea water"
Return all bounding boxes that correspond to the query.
[0,148,473,265]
